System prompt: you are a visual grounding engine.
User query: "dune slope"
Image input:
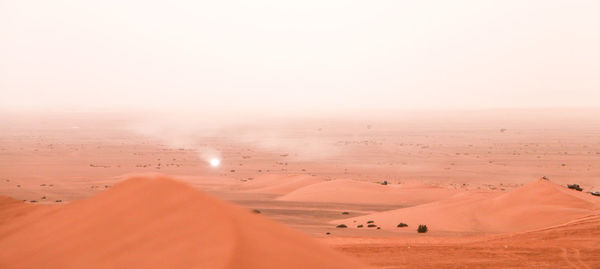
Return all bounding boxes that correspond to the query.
[229,174,326,195]
[278,179,456,205]
[334,178,600,233]
[0,176,366,269]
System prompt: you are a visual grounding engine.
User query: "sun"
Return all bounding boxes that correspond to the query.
[209,158,221,167]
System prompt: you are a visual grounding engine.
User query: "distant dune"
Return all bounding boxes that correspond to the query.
[229,174,326,195]
[334,178,600,233]
[0,176,366,269]
[277,179,456,205]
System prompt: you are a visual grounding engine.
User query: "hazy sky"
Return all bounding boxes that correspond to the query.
[1,1,599,113]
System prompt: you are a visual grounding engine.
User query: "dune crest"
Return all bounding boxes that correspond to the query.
[0,176,366,269]
[334,178,600,233]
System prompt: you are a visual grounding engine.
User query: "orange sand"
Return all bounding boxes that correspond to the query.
[1,110,600,268]
[334,178,600,233]
[0,176,367,268]
[278,179,456,205]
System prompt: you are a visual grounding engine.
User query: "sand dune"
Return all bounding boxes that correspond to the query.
[331,212,600,268]
[334,178,600,233]
[0,176,366,269]
[0,196,43,227]
[229,174,326,195]
[277,179,456,205]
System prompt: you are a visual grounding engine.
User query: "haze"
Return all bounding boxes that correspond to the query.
[1,0,599,114]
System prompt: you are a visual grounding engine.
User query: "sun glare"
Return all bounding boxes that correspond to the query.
[209,158,221,167]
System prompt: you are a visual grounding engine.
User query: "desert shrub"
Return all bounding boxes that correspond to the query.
[341,211,349,215]
[397,223,408,228]
[367,224,377,228]
[567,184,583,191]
[417,225,428,233]
[326,232,331,235]
[55,200,62,203]
[377,227,381,230]
[367,220,374,224]
[252,209,261,214]
[336,224,348,228]
[381,180,388,185]
[357,225,363,228]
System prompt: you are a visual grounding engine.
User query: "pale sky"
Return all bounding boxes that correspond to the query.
[1,1,599,113]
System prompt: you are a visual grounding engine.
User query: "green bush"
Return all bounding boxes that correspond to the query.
[417,225,428,233]
[397,223,408,228]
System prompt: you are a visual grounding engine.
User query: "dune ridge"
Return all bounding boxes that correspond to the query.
[0,176,366,269]
[333,178,600,233]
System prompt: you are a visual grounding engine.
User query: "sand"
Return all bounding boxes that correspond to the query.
[277,179,457,205]
[333,178,600,233]
[1,110,600,268]
[0,176,367,269]
[229,174,327,195]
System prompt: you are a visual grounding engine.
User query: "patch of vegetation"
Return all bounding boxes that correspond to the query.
[567,184,583,191]
[397,223,408,228]
[417,225,428,233]
[367,220,374,224]
[341,211,349,215]
[367,224,377,228]
[336,224,348,228]
[357,224,363,228]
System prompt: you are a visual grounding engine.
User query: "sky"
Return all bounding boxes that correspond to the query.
[1,0,599,114]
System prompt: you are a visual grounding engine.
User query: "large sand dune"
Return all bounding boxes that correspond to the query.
[0,176,366,269]
[278,179,456,205]
[334,178,600,233]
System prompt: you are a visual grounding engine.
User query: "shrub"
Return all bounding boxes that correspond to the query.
[367,220,374,224]
[417,225,428,233]
[367,224,377,228]
[397,223,408,228]
[336,224,348,228]
[341,211,349,215]
[252,209,261,214]
[377,227,381,229]
[567,184,583,191]
[357,224,363,228]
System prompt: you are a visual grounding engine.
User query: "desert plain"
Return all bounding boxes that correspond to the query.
[1,109,599,268]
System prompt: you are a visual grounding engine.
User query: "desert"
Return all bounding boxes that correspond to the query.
[1,110,599,268]
[2,1,600,267]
